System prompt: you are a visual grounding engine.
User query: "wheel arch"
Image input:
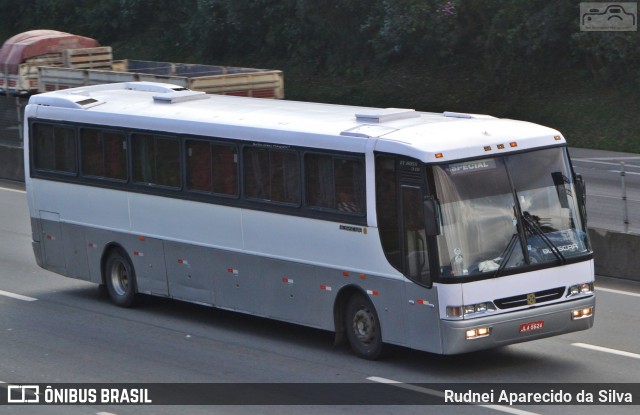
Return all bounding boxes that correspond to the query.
[100,242,130,285]
[333,284,369,346]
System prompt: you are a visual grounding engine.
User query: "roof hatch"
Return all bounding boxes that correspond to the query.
[443,111,495,119]
[153,90,208,104]
[355,108,419,123]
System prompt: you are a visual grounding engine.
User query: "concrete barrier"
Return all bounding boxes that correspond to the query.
[0,144,24,182]
[589,227,640,283]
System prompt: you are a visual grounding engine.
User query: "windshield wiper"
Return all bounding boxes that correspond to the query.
[510,189,531,265]
[495,233,519,277]
[522,211,567,264]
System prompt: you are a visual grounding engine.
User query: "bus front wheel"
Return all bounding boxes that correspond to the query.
[104,249,140,308]
[344,292,385,360]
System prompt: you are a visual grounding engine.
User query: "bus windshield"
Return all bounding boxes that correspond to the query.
[433,147,589,279]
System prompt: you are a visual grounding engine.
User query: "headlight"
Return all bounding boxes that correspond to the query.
[571,307,593,320]
[466,327,492,339]
[567,282,594,297]
[447,302,496,318]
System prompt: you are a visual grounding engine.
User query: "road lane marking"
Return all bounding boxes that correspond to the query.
[572,343,640,360]
[597,287,640,298]
[0,290,37,302]
[367,376,541,415]
[0,186,26,194]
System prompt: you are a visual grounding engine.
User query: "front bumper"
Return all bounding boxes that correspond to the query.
[441,296,595,354]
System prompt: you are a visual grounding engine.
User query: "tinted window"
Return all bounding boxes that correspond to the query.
[80,128,127,180]
[244,147,300,204]
[186,140,238,196]
[306,154,364,214]
[132,133,181,188]
[375,155,401,270]
[33,123,77,173]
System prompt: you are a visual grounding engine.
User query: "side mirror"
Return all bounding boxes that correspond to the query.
[575,173,588,224]
[424,197,441,236]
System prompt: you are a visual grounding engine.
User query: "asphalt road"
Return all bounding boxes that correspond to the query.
[0,183,639,415]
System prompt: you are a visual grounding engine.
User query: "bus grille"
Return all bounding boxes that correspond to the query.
[494,287,565,309]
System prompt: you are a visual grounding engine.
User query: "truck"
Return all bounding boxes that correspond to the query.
[1,30,284,99]
[0,30,104,95]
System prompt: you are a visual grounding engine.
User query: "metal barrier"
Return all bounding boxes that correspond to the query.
[0,96,25,181]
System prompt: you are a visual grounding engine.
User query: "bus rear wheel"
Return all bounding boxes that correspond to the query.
[344,292,385,360]
[104,249,140,308]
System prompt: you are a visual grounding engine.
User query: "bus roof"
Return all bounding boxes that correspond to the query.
[27,82,565,162]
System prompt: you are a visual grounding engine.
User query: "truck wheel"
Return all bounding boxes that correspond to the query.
[344,292,385,360]
[104,249,139,308]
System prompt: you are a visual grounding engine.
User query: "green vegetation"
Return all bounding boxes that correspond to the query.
[1,0,638,152]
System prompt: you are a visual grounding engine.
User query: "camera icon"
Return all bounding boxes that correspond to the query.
[580,2,638,31]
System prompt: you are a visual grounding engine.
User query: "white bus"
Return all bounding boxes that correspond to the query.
[24,82,595,358]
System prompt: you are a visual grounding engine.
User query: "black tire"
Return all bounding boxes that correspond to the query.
[344,292,386,360]
[104,249,140,308]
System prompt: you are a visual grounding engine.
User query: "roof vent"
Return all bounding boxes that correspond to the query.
[355,108,418,123]
[125,81,189,94]
[340,124,397,138]
[153,90,208,104]
[28,94,104,109]
[443,111,495,119]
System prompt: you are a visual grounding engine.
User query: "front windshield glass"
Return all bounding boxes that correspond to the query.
[434,147,589,279]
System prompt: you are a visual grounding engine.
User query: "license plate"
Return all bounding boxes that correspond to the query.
[519,320,544,333]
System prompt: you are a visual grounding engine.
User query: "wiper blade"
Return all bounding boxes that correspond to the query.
[495,233,519,277]
[522,211,566,264]
[511,190,531,265]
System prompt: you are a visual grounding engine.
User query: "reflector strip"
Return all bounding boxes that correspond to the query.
[46,235,54,240]
[177,259,189,266]
[282,278,294,284]
[87,242,97,248]
[227,268,238,275]
[417,299,431,305]
[134,251,144,257]
[366,290,379,296]
[320,285,332,291]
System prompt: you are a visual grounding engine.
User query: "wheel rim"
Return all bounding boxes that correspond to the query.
[352,306,376,345]
[109,260,129,296]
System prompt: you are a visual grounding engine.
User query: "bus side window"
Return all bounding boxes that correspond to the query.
[187,140,238,196]
[306,154,364,215]
[244,147,300,205]
[33,123,77,174]
[80,128,127,181]
[132,133,181,188]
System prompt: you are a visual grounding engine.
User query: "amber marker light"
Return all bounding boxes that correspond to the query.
[497,144,505,149]
[435,153,444,159]
[510,142,518,148]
